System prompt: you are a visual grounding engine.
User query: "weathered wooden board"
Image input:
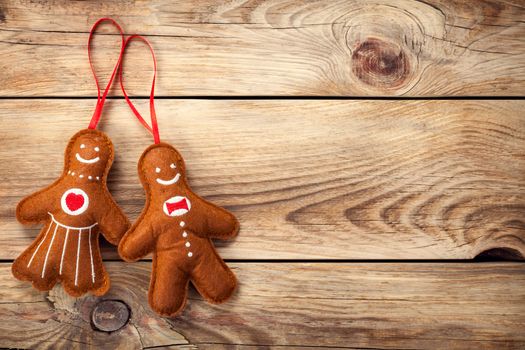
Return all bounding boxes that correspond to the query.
[1,262,524,349]
[1,99,524,260]
[0,0,524,96]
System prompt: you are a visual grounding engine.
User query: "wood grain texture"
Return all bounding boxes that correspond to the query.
[1,99,524,260]
[0,262,193,349]
[1,262,524,349]
[0,0,524,96]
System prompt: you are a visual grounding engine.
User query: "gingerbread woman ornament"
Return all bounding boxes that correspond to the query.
[117,36,239,316]
[12,19,130,297]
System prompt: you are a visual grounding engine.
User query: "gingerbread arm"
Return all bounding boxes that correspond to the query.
[96,193,130,246]
[188,198,239,240]
[16,185,57,224]
[118,212,157,262]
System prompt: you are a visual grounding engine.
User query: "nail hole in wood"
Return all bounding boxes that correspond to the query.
[91,299,130,333]
[474,247,523,261]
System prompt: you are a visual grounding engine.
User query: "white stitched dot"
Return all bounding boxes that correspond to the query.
[67,170,71,174]
[182,231,188,238]
[71,172,75,176]
[185,242,191,247]
[155,167,161,173]
[79,174,84,178]
[170,163,176,169]
[180,221,185,227]
[96,176,100,180]
[187,252,193,257]
[80,144,85,149]
[94,146,100,152]
[88,176,93,180]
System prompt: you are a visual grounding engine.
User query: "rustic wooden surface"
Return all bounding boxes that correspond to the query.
[0,0,524,96]
[1,262,524,349]
[1,0,524,349]
[1,99,524,260]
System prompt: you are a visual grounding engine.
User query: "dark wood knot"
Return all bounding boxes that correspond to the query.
[91,300,130,332]
[475,247,524,261]
[352,38,410,89]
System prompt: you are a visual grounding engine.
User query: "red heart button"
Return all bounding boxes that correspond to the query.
[65,193,85,212]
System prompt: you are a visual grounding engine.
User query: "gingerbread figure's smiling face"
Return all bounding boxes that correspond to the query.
[140,143,186,190]
[65,129,113,180]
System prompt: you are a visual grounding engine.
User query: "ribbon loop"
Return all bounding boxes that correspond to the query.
[87,18,125,130]
[119,35,160,144]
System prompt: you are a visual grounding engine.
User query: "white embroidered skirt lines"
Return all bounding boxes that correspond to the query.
[59,228,69,275]
[27,213,98,285]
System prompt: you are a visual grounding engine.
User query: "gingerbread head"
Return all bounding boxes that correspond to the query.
[140,142,187,192]
[65,129,113,181]
[13,129,130,297]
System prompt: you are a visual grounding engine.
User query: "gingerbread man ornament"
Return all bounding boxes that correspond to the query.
[13,129,130,296]
[12,18,130,297]
[117,36,239,316]
[119,143,239,316]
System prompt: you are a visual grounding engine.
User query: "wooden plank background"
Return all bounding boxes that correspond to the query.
[0,0,524,96]
[1,262,524,349]
[1,99,524,260]
[0,0,524,349]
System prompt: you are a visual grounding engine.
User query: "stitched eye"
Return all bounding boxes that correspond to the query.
[80,144,86,149]
[155,167,161,173]
[94,146,100,152]
[170,163,176,169]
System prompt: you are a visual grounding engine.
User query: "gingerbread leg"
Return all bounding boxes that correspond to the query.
[60,228,110,297]
[149,254,190,316]
[12,220,62,291]
[190,250,237,304]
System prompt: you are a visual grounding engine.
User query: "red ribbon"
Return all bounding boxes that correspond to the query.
[87,18,125,130]
[119,35,161,144]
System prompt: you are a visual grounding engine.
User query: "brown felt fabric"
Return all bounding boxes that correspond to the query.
[119,143,239,317]
[12,129,130,297]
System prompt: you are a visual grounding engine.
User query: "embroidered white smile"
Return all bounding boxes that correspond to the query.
[75,153,100,164]
[156,173,181,185]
